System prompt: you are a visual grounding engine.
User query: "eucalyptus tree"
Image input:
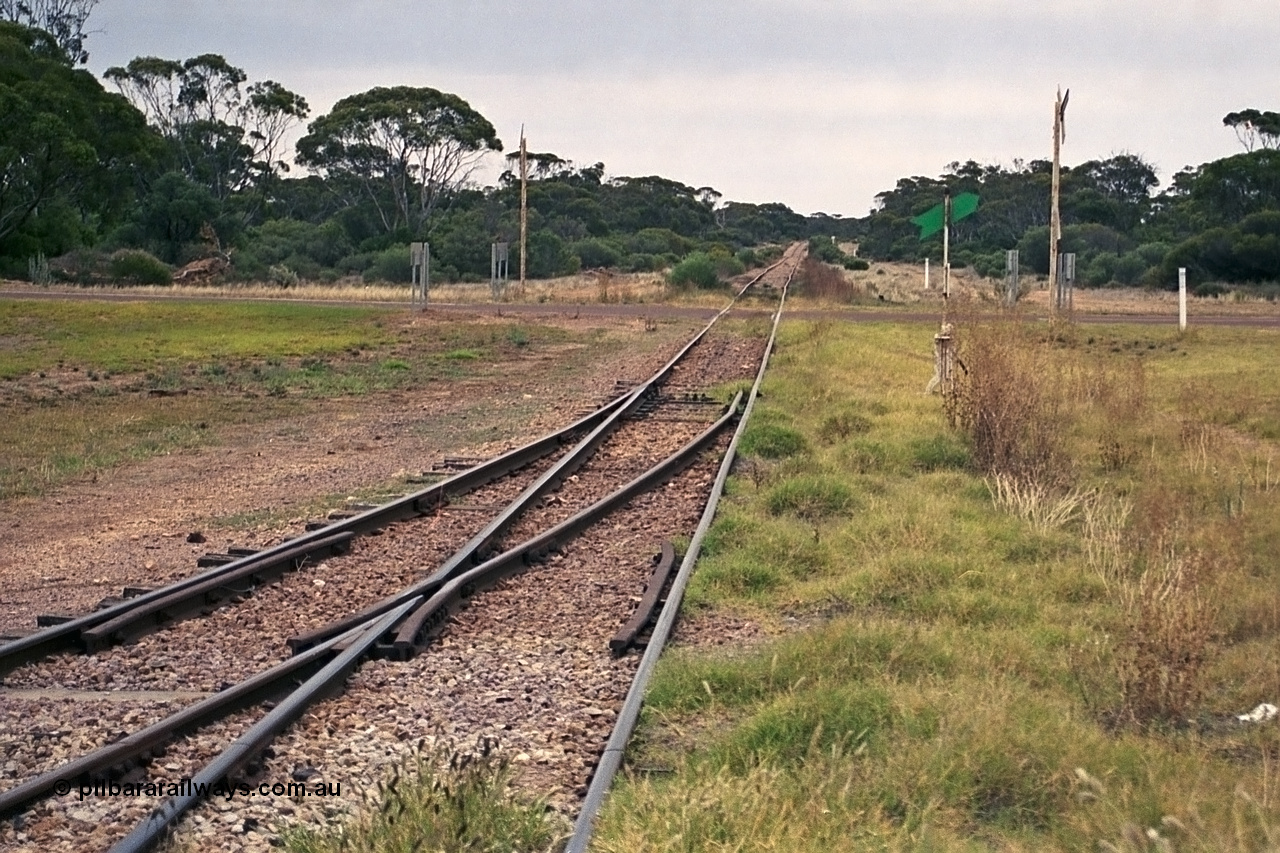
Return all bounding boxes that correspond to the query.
[296,86,502,236]
[104,54,309,215]
[1223,109,1280,153]
[0,22,156,257]
[0,0,97,62]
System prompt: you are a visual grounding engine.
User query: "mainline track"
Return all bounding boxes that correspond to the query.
[0,242,804,852]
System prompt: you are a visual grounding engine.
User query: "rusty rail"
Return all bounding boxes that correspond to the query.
[0,392,632,674]
[384,394,741,659]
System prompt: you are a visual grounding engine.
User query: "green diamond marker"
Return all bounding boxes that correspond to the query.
[911,192,980,240]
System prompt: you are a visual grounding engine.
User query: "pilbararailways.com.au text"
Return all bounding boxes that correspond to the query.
[57,778,341,802]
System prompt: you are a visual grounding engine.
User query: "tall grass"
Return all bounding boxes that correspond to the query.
[1114,545,1219,726]
[986,472,1093,531]
[943,316,1074,487]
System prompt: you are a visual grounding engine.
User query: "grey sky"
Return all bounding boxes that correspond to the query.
[85,0,1280,217]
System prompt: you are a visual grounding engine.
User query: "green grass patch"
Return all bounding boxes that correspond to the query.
[764,474,857,518]
[0,300,591,497]
[0,396,281,500]
[739,421,808,458]
[0,299,397,378]
[597,319,1280,852]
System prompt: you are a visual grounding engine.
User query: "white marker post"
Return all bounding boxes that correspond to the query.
[942,189,952,300]
[1179,267,1187,331]
[925,257,930,290]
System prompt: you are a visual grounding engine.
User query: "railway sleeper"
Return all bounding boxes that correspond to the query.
[195,553,237,568]
[0,637,344,820]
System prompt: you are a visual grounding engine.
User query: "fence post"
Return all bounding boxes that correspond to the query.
[927,322,955,394]
[1179,267,1187,331]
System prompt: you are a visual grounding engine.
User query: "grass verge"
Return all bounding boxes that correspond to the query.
[594,317,1280,851]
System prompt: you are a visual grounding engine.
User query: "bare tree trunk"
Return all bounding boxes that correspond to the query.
[1048,87,1067,312]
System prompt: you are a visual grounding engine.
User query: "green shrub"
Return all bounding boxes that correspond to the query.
[807,236,846,264]
[108,249,172,285]
[628,227,691,256]
[335,252,375,274]
[669,252,719,289]
[842,257,870,271]
[740,423,808,458]
[571,238,622,269]
[622,253,660,272]
[364,245,412,283]
[765,475,856,519]
[708,245,746,278]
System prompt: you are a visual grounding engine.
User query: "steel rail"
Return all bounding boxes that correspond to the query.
[384,392,742,659]
[106,597,423,853]
[564,252,799,853]
[0,390,634,674]
[80,530,355,652]
[0,625,365,820]
[286,258,787,654]
[2,393,737,834]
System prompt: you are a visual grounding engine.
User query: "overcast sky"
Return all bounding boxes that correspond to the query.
[84,0,1280,218]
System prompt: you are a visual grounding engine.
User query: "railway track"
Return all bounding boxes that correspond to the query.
[0,243,804,852]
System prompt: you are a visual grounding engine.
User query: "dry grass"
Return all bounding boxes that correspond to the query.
[944,316,1074,488]
[793,258,865,303]
[0,271,682,306]
[6,267,1279,316]
[985,472,1094,531]
[0,277,414,303]
[1082,497,1133,592]
[429,270,672,305]
[1114,545,1219,727]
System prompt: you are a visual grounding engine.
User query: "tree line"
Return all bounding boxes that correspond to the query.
[1,11,1277,291]
[857,141,1280,292]
[0,19,836,286]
